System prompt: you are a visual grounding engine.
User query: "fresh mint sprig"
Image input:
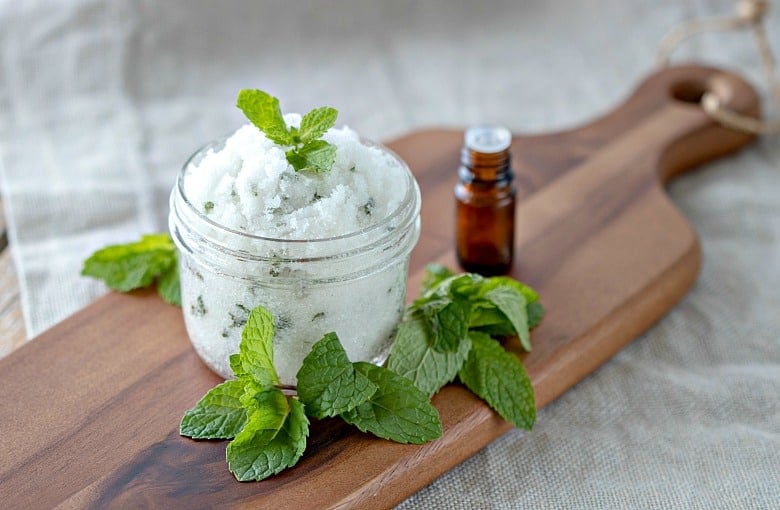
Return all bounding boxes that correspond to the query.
[81,233,181,306]
[236,89,338,173]
[387,264,543,430]
[180,305,442,482]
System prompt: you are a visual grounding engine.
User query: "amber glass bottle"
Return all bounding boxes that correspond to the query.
[455,125,515,276]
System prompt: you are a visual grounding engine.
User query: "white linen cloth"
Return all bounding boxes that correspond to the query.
[0,1,777,507]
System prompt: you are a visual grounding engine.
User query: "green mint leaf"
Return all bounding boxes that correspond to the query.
[458,332,536,430]
[469,302,509,327]
[476,275,544,331]
[240,384,288,419]
[419,263,456,294]
[341,362,443,444]
[470,281,544,334]
[82,233,177,294]
[298,106,337,143]
[482,285,530,351]
[238,306,280,386]
[296,332,378,419]
[387,319,472,397]
[286,140,337,173]
[433,299,469,352]
[448,273,488,300]
[237,380,269,411]
[414,298,469,353]
[229,353,246,378]
[236,89,294,146]
[288,126,301,144]
[180,379,248,439]
[227,389,309,481]
[527,301,545,329]
[468,300,521,339]
[156,260,181,306]
[411,273,483,311]
[479,276,539,305]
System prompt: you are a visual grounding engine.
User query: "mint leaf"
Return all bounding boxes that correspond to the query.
[419,263,456,294]
[229,353,246,378]
[479,276,539,304]
[239,381,284,415]
[296,332,378,419]
[446,274,487,301]
[468,303,509,328]
[387,319,472,397]
[180,379,248,439]
[471,299,543,338]
[286,140,337,173]
[412,298,469,353]
[477,276,543,330]
[157,261,181,306]
[236,89,294,146]
[227,389,309,481]
[299,106,337,143]
[431,299,469,352]
[458,332,536,430]
[341,362,443,444]
[238,306,279,386]
[412,273,483,310]
[482,285,530,351]
[527,301,545,329]
[82,234,179,299]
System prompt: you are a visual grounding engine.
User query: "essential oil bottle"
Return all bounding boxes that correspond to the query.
[455,125,516,276]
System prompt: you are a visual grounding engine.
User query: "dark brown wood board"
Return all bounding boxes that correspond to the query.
[0,65,759,509]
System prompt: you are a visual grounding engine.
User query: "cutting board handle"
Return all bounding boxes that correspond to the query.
[622,64,759,183]
[510,65,760,206]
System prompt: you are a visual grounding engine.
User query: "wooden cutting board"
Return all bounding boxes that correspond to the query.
[0,65,759,509]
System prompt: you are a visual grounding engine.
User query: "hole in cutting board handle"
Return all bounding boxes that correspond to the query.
[668,72,743,113]
[669,80,708,104]
[657,68,758,184]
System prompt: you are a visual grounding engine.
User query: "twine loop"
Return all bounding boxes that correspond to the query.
[658,0,780,134]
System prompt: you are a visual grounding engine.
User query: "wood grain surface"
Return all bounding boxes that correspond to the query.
[0,65,759,509]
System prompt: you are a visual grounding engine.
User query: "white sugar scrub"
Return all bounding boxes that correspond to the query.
[169,116,421,385]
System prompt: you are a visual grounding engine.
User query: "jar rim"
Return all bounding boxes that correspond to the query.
[177,134,417,244]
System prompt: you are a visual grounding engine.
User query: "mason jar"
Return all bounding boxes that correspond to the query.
[169,138,421,385]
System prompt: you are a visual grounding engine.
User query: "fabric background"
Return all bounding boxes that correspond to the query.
[1,1,777,507]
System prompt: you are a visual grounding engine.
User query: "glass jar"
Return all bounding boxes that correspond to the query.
[169,138,421,385]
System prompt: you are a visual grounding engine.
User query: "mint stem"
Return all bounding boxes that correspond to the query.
[276,384,298,395]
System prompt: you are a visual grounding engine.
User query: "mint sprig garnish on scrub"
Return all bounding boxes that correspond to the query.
[236,89,338,173]
[180,305,442,482]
